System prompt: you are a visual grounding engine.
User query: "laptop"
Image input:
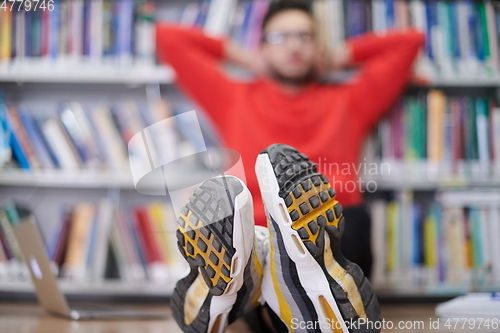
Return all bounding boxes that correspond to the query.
[12,214,168,320]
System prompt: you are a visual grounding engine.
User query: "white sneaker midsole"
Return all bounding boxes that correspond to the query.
[255,153,349,333]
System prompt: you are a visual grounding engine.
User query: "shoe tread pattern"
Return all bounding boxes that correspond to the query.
[177,177,243,296]
[262,144,381,333]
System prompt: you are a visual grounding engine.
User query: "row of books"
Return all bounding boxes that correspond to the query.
[313,0,500,79]
[0,0,156,67]
[176,0,500,78]
[0,202,28,280]
[0,93,193,172]
[369,90,500,181]
[0,200,186,283]
[314,0,500,79]
[176,0,269,50]
[3,0,500,79]
[370,190,500,290]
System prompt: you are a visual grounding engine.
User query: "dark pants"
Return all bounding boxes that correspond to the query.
[340,205,373,278]
[244,205,373,332]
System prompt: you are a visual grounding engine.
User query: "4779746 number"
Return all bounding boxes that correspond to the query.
[1,0,55,12]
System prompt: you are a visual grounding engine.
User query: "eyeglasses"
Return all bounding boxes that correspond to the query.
[262,31,315,45]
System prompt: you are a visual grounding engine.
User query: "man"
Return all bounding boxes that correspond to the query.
[157,1,424,332]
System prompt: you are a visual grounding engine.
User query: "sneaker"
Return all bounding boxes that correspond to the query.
[255,144,381,333]
[171,176,265,333]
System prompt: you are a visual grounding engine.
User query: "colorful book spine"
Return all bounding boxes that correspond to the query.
[62,203,95,281]
[370,191,500,288]
[0,0,159,65]
[373,89,500,181]
[0,10,13,61]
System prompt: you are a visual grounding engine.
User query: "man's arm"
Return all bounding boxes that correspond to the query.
[224,42,266,74]
[340,30,425,135]
[156,24,242,125]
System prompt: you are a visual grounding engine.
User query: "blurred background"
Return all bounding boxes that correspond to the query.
[0,0,499,307]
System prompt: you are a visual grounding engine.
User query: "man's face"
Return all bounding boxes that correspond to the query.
[260,10,317,85]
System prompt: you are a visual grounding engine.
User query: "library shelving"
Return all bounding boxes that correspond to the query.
[0,168,214,189]
[0,64,175,85]
[0,280,174,297]
[1,0,500,301]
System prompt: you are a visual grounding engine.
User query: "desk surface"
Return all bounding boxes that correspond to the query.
[0,302,493,333]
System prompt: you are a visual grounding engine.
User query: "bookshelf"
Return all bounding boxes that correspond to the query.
[1,65,500,87]
[0,64,175,85]
[0,280,174,297]
[0,168,215,189]
[1,170,499,191]
[1,0,500,301]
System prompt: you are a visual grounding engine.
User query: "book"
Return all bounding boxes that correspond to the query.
[0,204,27,280]
[109,210,133,281]
[134,206,163,265]
[134,206,169,282]
[41,117,80,169]
[427,90,446,177]
[115,210,147,282]
[485,0,499,73]
[369,188,500,288]
[492,107,500,177]
[124,208,150,280]
[194,0,211,28]
[134,1,155,65]
[372,90,500,182]
[148,202,171,266]
[0,235,7,279]
[115,0,134,66]
[32,115,60,168]
[204,0,237,37]
[6,107,39,169]
[66,103,102,168]
[18,109,53,169]
[1,0,158,66]
[0,10,13,62]
[90,199,114,282]
[89,106,128,171]
[0,93,11,167]
[0,206,23,262]
[386,200,400,284]
[476,98,490,178]
[488,206,500,283]
[370,199,387,287]
[58,104,92,167]
[62,203,95,281]
[7,111,31,170]
[179,2,200,27]
[50,207,71,266]
[312,0,328,50]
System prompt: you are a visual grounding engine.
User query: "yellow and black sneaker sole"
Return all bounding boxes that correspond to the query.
[176,176,241,296]
[260,144,381,333]
[171,176,255,333]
